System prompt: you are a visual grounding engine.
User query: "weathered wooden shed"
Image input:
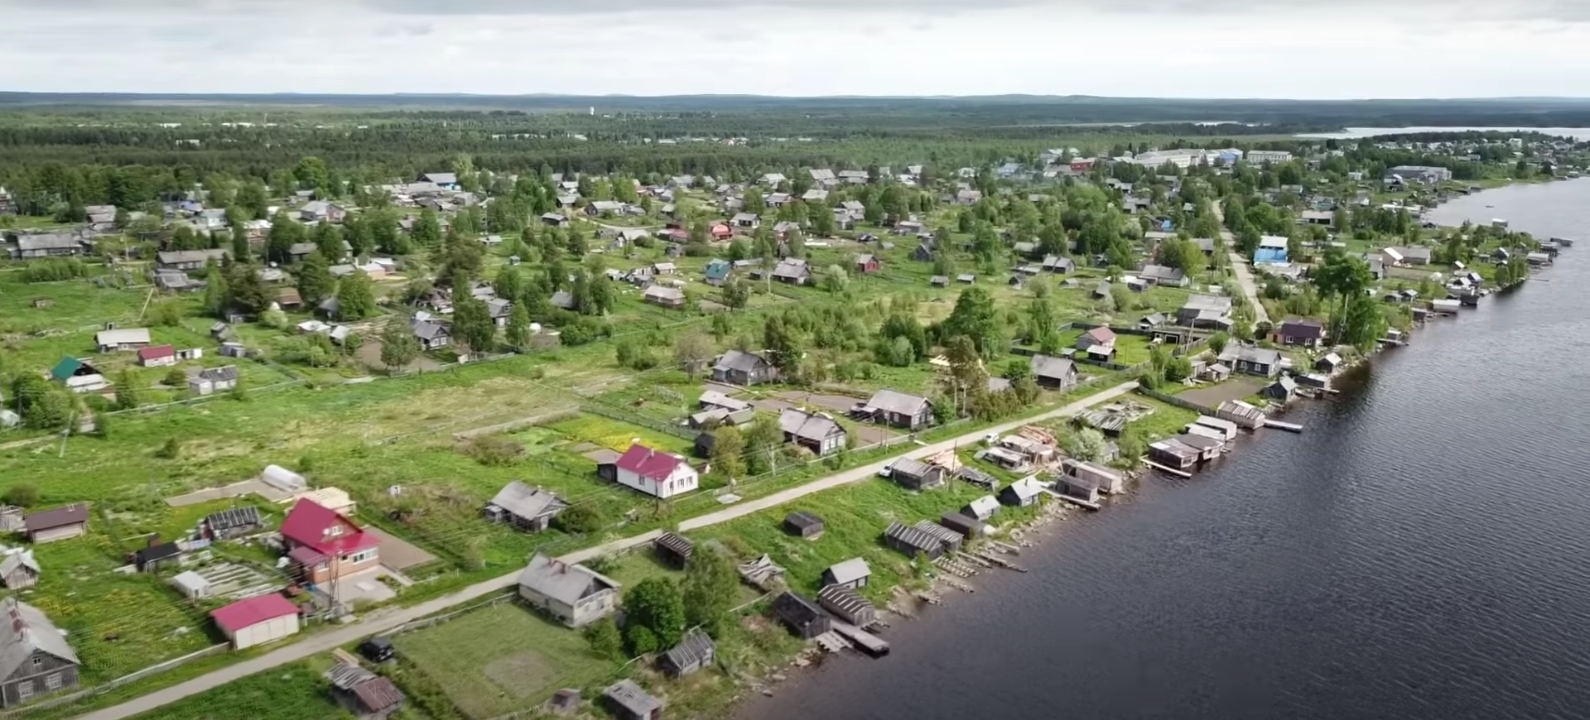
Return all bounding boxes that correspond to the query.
[659,628,716,678]
[653,532,695,568]
[772,592,832,640]
[783,511,825,539]
[821,558,871,590]
[883,521,945,560]
[818,584,878,627]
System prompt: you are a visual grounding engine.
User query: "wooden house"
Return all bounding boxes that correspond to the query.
[1029,355,1077,390]
[710,350,778,386]
[778,408,847,456]
[821,558,870,590]
[653,532,694,568]
[517,554,619,628]
[483,482,567,532]
[859,389,933,430]
[818,584,878,628]
[0,599,79,707]
[772,592,831,639]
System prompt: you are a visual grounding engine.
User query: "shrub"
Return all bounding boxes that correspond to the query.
[461,436,525,466]
[2,484,40,508]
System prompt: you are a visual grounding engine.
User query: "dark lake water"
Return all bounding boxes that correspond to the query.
[735,180,1590,720]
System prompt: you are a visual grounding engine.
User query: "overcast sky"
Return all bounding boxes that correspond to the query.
[4,0,1590,98]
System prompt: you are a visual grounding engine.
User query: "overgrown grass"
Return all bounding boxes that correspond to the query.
[392,603,614,718]
[124,661,351,720]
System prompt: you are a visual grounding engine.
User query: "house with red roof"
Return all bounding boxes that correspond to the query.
[210,593,300,649]
[136,345,177,368]
[606,444,699,499]
[279,499,380,584]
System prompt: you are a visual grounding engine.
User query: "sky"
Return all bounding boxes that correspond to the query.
[4,0,1590,98]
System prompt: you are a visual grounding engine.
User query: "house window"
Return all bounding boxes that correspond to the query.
[45,674,61,691]
[344,550,375,564]
[16,681,32,700]
[31,656,43,670]
[326,525,343,537]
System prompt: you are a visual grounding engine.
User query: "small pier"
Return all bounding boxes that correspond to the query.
[1043,488,1102,511]
[1264,419,1304,433]
[831,621,892,656]
[1144,460,1193,478]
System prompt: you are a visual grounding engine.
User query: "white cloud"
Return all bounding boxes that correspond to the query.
[1,2,1588,97]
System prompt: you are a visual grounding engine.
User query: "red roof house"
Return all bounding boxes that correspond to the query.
[211,593,301,649]
[137,345,177,367]
[611,444,699,499]
[710,223,733,240]
[279,499,380,583]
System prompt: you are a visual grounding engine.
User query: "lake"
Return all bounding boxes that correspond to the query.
[734,180,1590,720]
[1298,126,1590,141]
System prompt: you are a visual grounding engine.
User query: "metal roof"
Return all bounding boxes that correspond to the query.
[825,558,871,585]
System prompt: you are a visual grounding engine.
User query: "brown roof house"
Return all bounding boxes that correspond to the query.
[517,553,619,628]
[325,664,405,720]
[0,598,80,707]
[24,505,88,545]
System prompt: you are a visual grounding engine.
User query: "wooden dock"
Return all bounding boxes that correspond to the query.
[1144,460,1193,478]
[831,621,891,656]
[1264,419,1304,433]
[1042,488,1102,510]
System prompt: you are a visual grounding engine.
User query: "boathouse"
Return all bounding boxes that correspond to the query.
[772,592,831,640]
[1060,458,1125,494]
[818,585,878,628]
[883,521,946,560]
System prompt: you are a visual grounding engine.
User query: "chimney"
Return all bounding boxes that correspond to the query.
[147,534,160,548]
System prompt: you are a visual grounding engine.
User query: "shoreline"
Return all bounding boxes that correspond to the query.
[714,178,1583,720]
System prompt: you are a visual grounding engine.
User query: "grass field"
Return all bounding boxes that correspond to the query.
[125,661,354,720]
[392,603,613,718]
[26,536,217,684]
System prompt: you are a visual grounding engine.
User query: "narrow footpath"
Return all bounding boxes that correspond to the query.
[74,381,1138,720]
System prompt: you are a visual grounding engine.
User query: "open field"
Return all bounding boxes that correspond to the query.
[392,603,613,718]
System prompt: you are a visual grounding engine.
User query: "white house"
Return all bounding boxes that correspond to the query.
[610,444,698,499]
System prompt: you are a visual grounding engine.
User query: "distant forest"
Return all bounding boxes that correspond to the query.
[0,94,1582,217]
[6,92,1590,128]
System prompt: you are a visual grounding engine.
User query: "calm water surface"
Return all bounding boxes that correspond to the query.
[1297,126,1590,141]
[735,180,1590,720]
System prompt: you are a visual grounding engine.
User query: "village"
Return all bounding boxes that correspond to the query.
[0,123,1583,720]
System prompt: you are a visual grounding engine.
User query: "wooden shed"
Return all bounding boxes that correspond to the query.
[938,512,988,539]
[653,532,694,568]
[658,628,715,678]
[783,511,825,539]
[772,592,831,640]
[23,504,88,544]
[818,584,878,628]
[883,521,946,561]
[821,558,870,590]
